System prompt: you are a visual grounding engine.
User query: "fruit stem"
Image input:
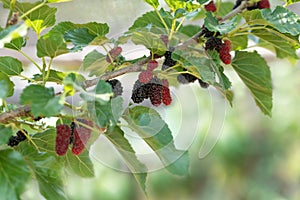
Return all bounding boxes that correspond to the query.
[155,8,170,34]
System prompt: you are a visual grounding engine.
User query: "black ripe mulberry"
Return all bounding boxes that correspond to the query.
[177,72,198,84]
[162,51,177,70]
[131,80,148,103]
[198,79,209,88]
[7,129,28,147]
[149,79,163,106]
[106,79,123,97]
[205,37,223,51]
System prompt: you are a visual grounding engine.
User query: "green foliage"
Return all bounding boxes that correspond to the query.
[0,125,13,145]
[124,106,189,176]
[232,51,272,116]
[0,56,23,76]
[20,85,64,117]
[0,72,14,98]
[0,0,299,199]
[0,150,31,200]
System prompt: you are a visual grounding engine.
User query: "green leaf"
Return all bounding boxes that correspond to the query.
[0,56,23,75]
[33,69,66,84]
[92,96,123,128]
[20,85,64,117]
[172,49,231,90]
[232,51,273,116]
[64,28,95,51]
[106,126,148,192]
[124,106,189,176]
[36,32,69,58]
[4,37,25,50]
[217,2,234,17]
[252,29,298,60]
[0,24,28,48]
[164,0,186,11]
[262,6,300,36]
[64,149,94,178]
[82,50,109,77]
[16,130,67,200]
[196,0,210,4]
[132,31,168,55]
[22,3,57,35]
[179,24,201,37]
[63,72,86,96]
[0,72,14,98]
[144,0,159,8]
[129,9,173,31]
[0,149,31,200]
[204,12,242,35]
[0,125,13,145]
[229,35,248,50]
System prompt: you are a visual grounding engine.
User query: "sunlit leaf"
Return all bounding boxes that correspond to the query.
[232,51,272,116]
[0,24,28,48]
[144,0,159,8]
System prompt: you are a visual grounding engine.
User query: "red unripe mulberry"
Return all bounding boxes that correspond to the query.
[55,124,71,156]
[205,1,216,12]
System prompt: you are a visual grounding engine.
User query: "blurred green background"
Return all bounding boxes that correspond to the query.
[1,0,300,199]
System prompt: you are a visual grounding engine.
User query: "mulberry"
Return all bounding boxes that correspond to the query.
[162,79,172,106]
[131,80,148,103]
[55,124,71,156]
[219,40,232,64]
[147,60,159,71]
[106,79,123,97]
[204,1,216,12]
[162,51,177,70]
[200,27,220,38]
[258,0,270,9]
[177,73,198,84]
[205,37,223,51]
[7,129,28,147]
[198,79,209,88]
[139,70,153,83]
[106,46,122,63]
[71,127,91,155]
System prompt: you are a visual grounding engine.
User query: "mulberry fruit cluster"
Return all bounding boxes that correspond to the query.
[205,37,232,64]
[55,119,93,156]
[106,79,123,97]
[204,1,216,12]
[233,0,270,10]
[131,76,172,106]
[7,129,27,147]
[106,46,122,63]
